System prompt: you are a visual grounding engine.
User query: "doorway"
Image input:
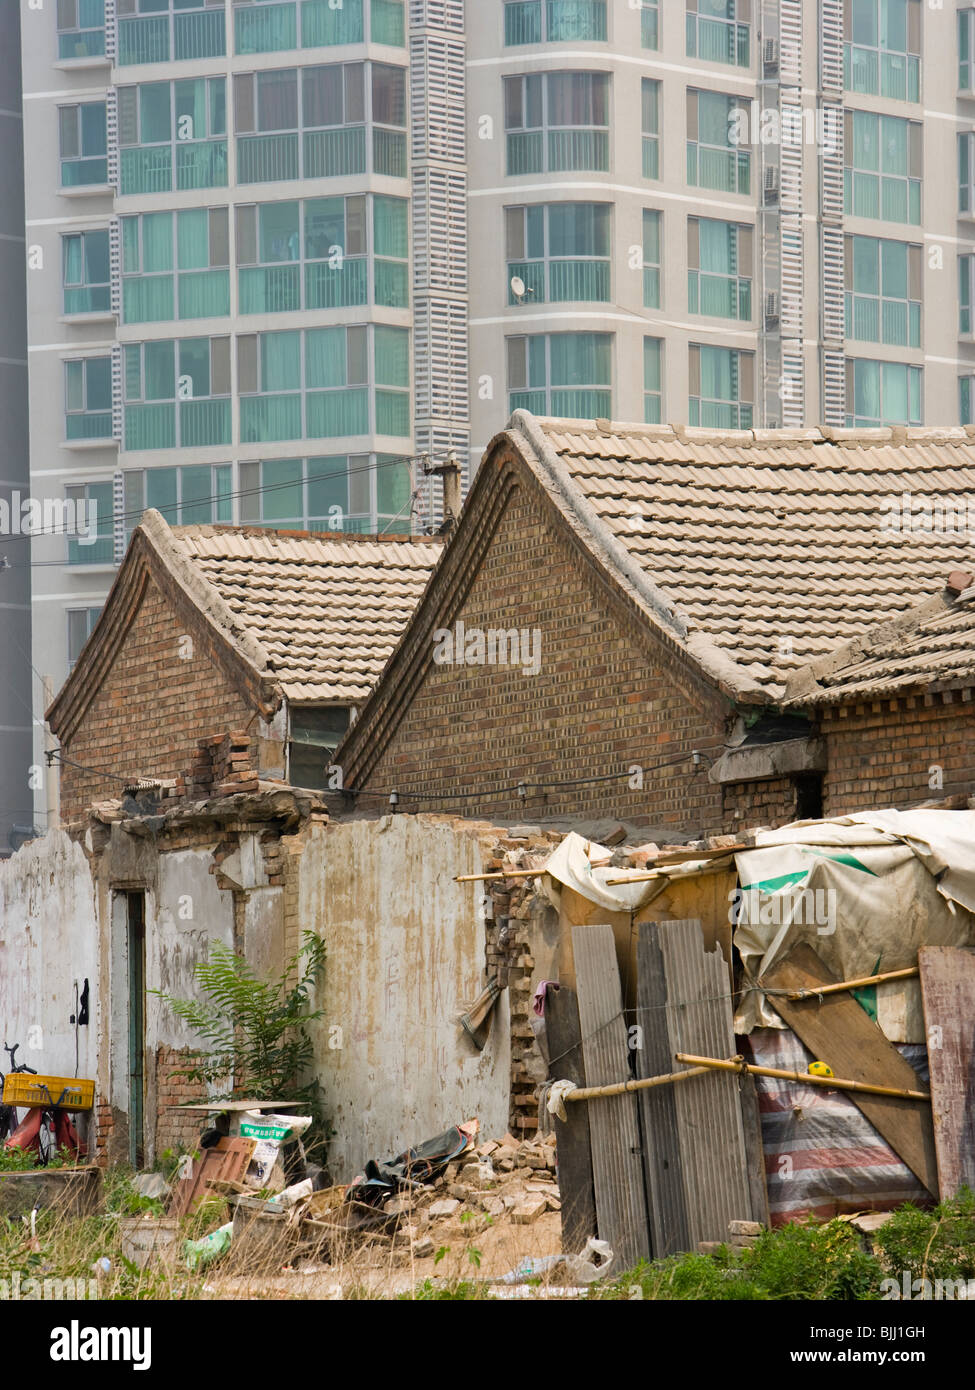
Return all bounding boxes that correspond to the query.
[125,891,146,1169]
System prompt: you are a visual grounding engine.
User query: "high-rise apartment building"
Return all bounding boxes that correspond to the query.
[14,0,975,826]
[0,0,33,854]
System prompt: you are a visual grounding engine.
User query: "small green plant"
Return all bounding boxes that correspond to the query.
[0,1145,37,1172]
[874,1187,975,1285]
[153,930,327,1120]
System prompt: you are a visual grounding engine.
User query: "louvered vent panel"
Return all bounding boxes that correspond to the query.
[112,469,125,563]
[105,87,119,190]
[779,0,801,84]
[780,217,803,338]
[104,0,117,63]
[411,34,465,164]
[820,103,844,221]
[820,0,843,91]
[414,298,469,421]
[780,350,805,428]
[821,224,845,343]
[779,103,802,213]
[111,342,123,443]
[412,166,467,295]
[409,0,463,31]
[822,349,846,426]
[109,216,122,319]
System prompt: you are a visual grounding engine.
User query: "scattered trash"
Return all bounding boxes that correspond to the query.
[184,1221,233,1272]
[496,1238,612,1287]
[120,1215,181,1270]
[347,1121,478,1203]
[90,1256,111,1280]
[132,1172,170,1201]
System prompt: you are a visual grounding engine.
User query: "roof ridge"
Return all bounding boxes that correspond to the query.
[512,411,770,703]
[535,418,975,449]
[170,522,440,546]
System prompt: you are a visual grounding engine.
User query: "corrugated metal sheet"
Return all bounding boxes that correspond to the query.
[639,919,752,1249]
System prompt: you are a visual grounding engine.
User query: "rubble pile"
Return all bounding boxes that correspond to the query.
[317,1134,561,1268]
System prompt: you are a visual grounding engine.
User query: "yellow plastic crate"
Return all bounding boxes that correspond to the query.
[1,1074,95,1112]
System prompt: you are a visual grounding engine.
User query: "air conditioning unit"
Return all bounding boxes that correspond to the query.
[763,164,780,204]
[763,38,779,74]
[765,292,780,327]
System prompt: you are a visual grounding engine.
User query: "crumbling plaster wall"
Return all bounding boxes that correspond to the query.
[301,815,511,1178]
[0,831,98,1141]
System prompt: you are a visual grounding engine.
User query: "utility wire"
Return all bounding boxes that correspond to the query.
[0,448,458,558]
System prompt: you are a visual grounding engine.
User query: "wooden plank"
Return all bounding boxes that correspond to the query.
[738,1069,771,1228]
[763,942,938,1195]
[169,1137,257,1216]
[653,919,753,1247]
[545,985,597,1253]
[919,946,975,1199]
[572,924,650,1270]
[635,922,691,1257]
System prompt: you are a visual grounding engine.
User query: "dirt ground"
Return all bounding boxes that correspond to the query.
[207,1209,564,1298]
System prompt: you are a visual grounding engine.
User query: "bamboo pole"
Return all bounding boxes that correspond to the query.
[564,1063,714,1103]
[784,966,918,1001]
[604,870,665,885]
[675,1053,930,1102]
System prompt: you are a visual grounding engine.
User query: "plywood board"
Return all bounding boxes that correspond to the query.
[572,924,650,1269]
[545,985,597,1253]
[919,945,975,1199]
[764,942,938,1195]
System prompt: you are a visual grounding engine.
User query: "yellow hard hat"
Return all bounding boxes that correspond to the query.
[808,1061,834,1078]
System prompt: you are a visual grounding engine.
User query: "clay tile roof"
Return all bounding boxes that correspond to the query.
[784,582,975,706]
[168,521,441,703]
[527,415,975,693]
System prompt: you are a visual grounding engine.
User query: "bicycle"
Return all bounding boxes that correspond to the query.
[0,1041,36,1146]
[1,1044,85,1165]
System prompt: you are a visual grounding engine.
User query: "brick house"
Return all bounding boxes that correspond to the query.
[46,510,441,821]
[335,413,975,835]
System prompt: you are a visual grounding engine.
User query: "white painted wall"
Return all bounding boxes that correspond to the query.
[0,830,98,1086]
[301,815,510,1179]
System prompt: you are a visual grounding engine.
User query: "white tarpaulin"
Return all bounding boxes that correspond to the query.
[539,831,673,913]
[733,810,975,1040]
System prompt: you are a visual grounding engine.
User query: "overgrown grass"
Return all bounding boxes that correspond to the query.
[2,1167,971,1301]
[595,1190,975,1301]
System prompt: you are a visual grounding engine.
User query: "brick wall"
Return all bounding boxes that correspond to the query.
[822,693,975,813]
[58,575,259,821]
[722,775,799,830]
[154,1044,208,1157]
[356,479,731,836]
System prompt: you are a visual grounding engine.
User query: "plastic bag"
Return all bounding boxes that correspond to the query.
[184,1221,233,1272]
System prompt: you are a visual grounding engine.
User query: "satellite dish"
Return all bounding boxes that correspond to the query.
[510,275,526,300]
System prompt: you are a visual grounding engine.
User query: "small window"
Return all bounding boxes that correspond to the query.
[62,229,111,314]
[288,705,351,789]
[68,607,103,668]
[57,0,106,60]
[59,103,108,186]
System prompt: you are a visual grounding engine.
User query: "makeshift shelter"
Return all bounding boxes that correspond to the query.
[516,812,975,1236]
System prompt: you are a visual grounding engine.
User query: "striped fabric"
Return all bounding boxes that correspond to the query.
[742,1027,932,1226]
